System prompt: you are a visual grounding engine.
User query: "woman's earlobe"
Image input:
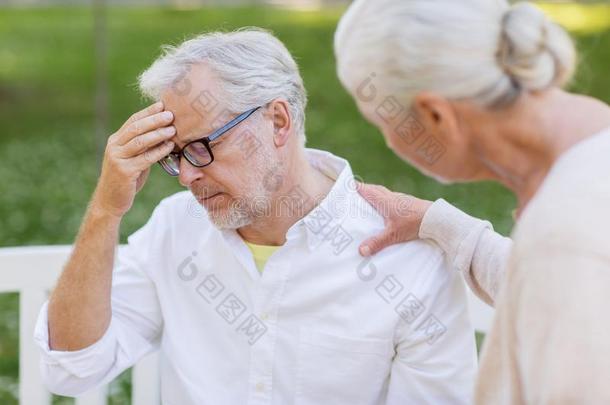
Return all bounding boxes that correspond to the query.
[432,110,441,123]
[413,92,446,126]
[413,92,462,143]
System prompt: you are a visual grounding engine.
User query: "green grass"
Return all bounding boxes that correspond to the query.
[1,5,609,404]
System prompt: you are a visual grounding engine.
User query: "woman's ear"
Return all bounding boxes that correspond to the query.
[412,92,462,145]
[268,99,292,147]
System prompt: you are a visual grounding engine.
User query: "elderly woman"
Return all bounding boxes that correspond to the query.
[335,0,610,403]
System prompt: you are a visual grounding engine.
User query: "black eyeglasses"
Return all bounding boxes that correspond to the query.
[158,106,261,176]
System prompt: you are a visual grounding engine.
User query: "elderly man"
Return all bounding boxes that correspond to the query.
[35,29,476,404]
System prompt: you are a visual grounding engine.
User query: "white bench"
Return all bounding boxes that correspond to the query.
[0,245,160,405]
[0,244,494,404]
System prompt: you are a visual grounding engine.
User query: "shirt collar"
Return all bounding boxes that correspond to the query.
[219,148,357,256]
[288,148,356,251]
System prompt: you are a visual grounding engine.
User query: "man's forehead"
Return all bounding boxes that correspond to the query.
[160,65,226,142]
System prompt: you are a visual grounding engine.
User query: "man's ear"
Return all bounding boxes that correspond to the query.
[269,99,292,147]
[412,92,461,144]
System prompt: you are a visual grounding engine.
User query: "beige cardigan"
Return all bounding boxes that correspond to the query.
[419,199,512,307]
[420,128,610,404]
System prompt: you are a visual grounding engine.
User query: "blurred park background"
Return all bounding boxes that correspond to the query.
[1,0,609,403]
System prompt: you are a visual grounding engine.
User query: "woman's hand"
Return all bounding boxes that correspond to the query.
[357,183,433,256]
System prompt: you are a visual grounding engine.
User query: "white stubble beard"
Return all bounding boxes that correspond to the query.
[205,148,278,230]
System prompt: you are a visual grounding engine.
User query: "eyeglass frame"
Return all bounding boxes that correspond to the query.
[158,105,262,176]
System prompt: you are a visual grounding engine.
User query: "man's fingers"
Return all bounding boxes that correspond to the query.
[122,101,165,129]
[121,126,176,156]
[357,183,392,215]
[135,168,151,193]
[359,232,392,257]
[117,110,174,146]
[133,140,175,170]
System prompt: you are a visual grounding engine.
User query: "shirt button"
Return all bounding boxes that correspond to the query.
[255,382,265,392]
[260,313,269,321]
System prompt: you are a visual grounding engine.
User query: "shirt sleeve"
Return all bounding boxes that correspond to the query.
[418,198,513,306]
[33,209,165,397]
[385,251,478,404]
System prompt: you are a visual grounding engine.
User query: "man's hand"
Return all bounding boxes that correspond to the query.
[47,102,175,351]
[357,183,433,256]
[91,101,176,218]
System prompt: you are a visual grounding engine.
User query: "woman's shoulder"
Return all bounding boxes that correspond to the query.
[512,131,610,259]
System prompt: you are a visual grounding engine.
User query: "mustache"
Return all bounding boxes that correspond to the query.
[189,185,224,199]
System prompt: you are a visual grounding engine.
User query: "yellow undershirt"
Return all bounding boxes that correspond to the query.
[244,241,281,273]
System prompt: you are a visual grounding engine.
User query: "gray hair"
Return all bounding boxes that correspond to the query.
[335,0,577,109]
[139,27,307,141]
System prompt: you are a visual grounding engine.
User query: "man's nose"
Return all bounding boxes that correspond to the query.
[178,158,203,187]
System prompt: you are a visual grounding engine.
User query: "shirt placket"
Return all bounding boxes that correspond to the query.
[245,252,289,405]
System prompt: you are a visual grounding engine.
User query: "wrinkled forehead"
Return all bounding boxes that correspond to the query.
[160,63,229,145]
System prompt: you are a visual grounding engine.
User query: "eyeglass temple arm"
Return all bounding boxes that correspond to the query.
[207,106,261,142]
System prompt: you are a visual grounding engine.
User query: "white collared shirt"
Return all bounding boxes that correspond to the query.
[35,149,477,405]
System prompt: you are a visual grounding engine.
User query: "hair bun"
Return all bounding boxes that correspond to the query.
[497,2,576,92]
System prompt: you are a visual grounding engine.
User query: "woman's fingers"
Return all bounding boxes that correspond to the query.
[357,181,433,256]
[359,231,394,257]
[357,183,393,217]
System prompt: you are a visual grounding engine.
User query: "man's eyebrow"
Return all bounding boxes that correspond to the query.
[173,130,223,150]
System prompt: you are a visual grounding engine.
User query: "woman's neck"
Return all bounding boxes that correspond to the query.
[473,89,610,217]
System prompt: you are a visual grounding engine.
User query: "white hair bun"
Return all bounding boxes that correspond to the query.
[335,0,578,108]
[498,2,576,92]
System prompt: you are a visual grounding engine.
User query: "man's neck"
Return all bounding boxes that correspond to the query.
[237,150,336,246]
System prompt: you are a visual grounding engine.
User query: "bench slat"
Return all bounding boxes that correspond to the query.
[75,386,108,405]
[1,245,160,405]
[19,288,52,405]
[133,352,161,405]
